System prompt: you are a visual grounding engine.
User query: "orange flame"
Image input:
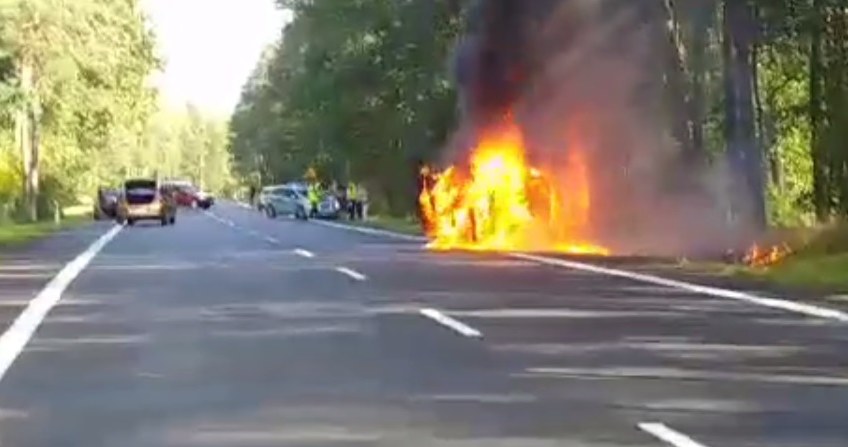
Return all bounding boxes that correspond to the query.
[420,120,608,255]
[743,243,791,267]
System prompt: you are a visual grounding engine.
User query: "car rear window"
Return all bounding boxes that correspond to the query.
[125,180,157,204]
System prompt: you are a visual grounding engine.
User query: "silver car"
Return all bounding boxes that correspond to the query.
[314,194,342,219]
[257,184,310,220]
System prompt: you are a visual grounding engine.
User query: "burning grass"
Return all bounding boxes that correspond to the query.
[419,119,608,255]
[685,222,848,292]
[742,243,793,268]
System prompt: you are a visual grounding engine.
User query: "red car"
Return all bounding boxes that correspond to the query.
[161,181,215,209]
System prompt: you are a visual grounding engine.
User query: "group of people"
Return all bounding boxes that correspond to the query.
[246,178,368,220]
[306,181,368,221]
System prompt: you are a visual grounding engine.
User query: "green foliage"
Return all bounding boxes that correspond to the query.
[230,0,462,216]
[0,0,160,218]
[0,0,235,223]
[146,105,235,194]
[231,0,848,225]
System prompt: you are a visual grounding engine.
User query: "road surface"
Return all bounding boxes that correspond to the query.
[0,201,847,446]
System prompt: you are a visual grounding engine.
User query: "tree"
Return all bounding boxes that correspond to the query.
[231,0,462,215]
[230,0,848,228]
[0,0,158,220]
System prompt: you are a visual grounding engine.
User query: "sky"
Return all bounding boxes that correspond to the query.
[143,0,291,116]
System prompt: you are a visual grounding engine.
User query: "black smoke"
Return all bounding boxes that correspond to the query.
[454,0,585,127]
[445,0,751,257]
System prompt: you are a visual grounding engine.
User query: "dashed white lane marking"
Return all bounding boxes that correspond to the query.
[310,219,427,242]
[420,308,483,338]
[204,211,236,229]
[275,215,848,323]
[510,253,848,322]
[335,267,367,281]
[264,235,279,244]
[638,422,708,447]
[0,224,122,382]
[293,248,315,258]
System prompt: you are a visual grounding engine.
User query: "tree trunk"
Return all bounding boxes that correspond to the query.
[17,58,39,222]
[688,0,712,158]
[751,16,778,191]
[658,0,694,156]
[831,7,848,216]
[723,0,765,230]
[809,0,828,220]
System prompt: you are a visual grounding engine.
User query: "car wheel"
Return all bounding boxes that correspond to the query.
[297,207,309,220]
[161,217,168,226]
[170,216,176,225]
[127,219,135,226]
[266,206,277,219]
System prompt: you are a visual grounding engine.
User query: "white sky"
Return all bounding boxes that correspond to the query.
[143,0,291,116]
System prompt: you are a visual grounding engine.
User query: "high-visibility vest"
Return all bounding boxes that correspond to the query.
[347,183,358,200]
[308,185,320,202]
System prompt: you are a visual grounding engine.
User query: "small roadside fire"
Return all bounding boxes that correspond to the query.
[419,119,609,255]
[743,243,792,267]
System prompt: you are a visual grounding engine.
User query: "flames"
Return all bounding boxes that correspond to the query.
[743,243,792,267]
[419,120,609,255]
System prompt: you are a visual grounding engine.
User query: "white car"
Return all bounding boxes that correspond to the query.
[257,184,310,220]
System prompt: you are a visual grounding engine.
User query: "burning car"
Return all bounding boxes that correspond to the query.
[419,119,608,255]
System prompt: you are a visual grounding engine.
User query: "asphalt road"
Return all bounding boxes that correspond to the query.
[1,201,847,446]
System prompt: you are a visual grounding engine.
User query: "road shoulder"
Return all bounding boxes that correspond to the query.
[0,221,114,334]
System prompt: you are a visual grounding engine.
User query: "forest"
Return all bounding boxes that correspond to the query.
[230,0,848,231]
[0,0,233,223]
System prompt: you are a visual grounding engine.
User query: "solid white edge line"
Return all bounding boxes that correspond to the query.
[638,422,708,447]
[510,253,848,322]
[335,266,367,281]
[420,308,483,338]
[294,248,315,258]
[300,210,848,323]
[0,224,122,382]
[310,219,427,242]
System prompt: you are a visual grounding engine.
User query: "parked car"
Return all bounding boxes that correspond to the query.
[257,184,310,220]
[93,187,120,220]
[314,193,342,219]
[161,180,214,209]
[116,178,177,226]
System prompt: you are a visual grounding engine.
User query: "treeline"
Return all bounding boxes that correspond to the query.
[230,0,462,215]
[145,106,235,197]
[230,0,846,226]
[0,0,234,223]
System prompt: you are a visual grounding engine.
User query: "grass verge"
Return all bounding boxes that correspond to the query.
[749,223,848,291]
[678,222,848,292]
[0,208,91,248]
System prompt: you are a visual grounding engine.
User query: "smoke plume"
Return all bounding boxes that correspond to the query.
[445,0,750,257]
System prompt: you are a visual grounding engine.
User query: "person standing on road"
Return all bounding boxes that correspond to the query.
[248,185,257,207]
[356,184,368,220]
[308,182,321,218]
[347,182,359,220]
